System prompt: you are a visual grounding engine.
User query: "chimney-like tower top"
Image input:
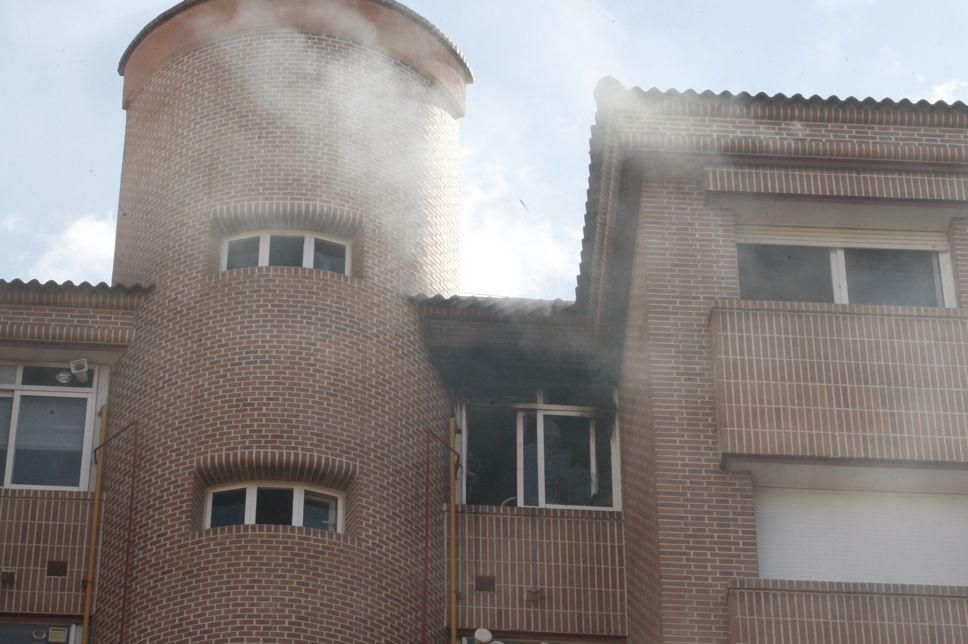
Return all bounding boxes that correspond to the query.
[118,0,473,116]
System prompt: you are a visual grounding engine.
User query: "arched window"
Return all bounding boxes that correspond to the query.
[204,482,344,532]
[221,231,350,275]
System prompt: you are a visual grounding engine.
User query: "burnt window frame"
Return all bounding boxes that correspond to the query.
[459,390,621,512]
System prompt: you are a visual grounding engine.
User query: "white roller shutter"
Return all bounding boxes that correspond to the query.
[736,225,950,251]
[756,486,968,585]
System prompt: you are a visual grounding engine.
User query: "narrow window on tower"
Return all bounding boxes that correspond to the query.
[220,231,351,275]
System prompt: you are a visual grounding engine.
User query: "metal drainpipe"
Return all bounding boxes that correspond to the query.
[118,420,142,643]
[449,417,458,644]
[80,407,108,644]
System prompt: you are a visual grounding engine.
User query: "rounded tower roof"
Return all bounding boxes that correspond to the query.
[118,0,473,116]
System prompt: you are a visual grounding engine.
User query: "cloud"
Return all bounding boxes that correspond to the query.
[0,214,19,233]
[29,213,115,284]
[931,79,968,103]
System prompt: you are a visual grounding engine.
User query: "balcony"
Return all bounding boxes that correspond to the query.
[457,505,626,637]
[711,299,968,464]
[729,579,968,643]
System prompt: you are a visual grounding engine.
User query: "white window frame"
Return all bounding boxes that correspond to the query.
[220,230,352,276]
[203,481,345,532]
[460,389,621,512]
[0,363,98,492]
[736,225,957,308]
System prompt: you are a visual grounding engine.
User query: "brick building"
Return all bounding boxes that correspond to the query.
[2,0,968,642]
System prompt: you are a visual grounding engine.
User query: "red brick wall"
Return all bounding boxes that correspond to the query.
[729,579,968,643]
[94,16,463,643]
[94,273,452,643]
[112,30,459,296]
[0,489,91,616]
[457,505,626,637]
[621,174,758,643]
[713,300,968,463]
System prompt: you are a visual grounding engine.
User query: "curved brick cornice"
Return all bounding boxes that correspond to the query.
[118,0,472,116]
[210,201,364,240]
[706,165,968,201]
[193,449,358,491]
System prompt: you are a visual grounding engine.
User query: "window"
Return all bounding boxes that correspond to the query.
[204,483,343,532]
[221,231,350,275]
[462,390,619,510]
[0,364,97,490]
[736,227,956,307]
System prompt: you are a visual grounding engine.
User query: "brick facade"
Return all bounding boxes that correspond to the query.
[6,2,968,643]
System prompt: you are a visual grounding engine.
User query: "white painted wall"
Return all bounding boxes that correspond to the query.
[756,486,968,586]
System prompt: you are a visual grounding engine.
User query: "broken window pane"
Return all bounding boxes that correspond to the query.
[593,414,614,508]
[465,405,517,506]
[845,248,941,307]
[226,236,260,269]
[268,235,304,267]
[738,244,834,303]
[522,412,538,507]
[543,415,592,506]
[0,397,9,483]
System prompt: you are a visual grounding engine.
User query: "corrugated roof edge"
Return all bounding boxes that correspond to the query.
[117,0,473,82]
[575,76,968,305]
[412,294,579,320]
[594,76,968,112]
[0,279,152,293]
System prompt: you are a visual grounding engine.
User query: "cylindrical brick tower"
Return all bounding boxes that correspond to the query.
[94,1,471,641]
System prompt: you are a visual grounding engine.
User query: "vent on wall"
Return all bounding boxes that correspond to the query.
[46,561,68,577]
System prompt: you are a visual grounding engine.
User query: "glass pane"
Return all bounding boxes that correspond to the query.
[0,365,15,384]
[0,397,10,482]
[226,236,260,269]
[845,248,941,306]
[592,415,614,508]
[465,405,517,506]
[21,366,93,388]
[268,235,304,267]
[737,244,834,303]
[543,415,592,506]
[313,239,347,274]
[521,412,538,507]
[255,487,294,525]
[210,488,246,527]
[303,491,338,531]
[12,395,87,487]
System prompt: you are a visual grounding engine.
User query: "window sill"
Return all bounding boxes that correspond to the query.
[458,503,622,521]
[715,297,968,320]
[0,487,92,500]
[192,522,352,543]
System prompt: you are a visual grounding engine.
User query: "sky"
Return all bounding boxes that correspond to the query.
[1,0,967,300]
